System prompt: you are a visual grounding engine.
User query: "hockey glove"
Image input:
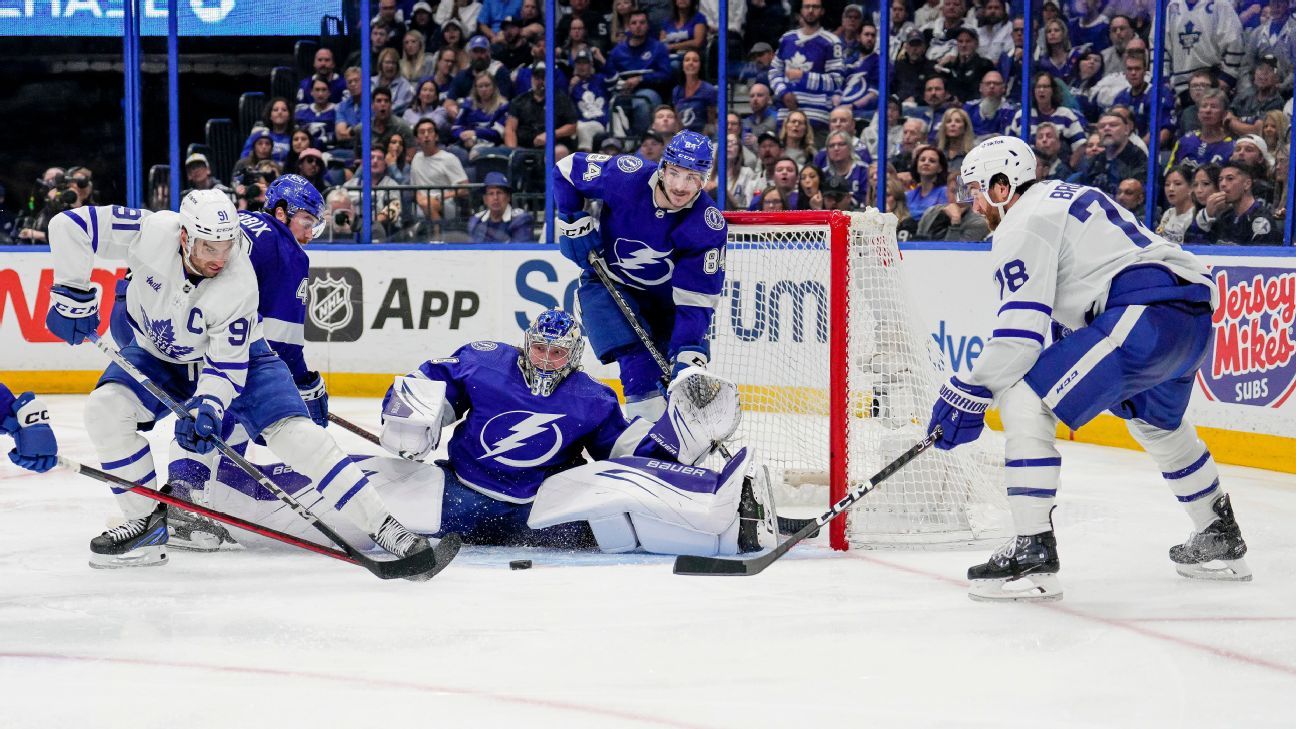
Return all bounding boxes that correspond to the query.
[3,392,58,473]
[555,211,601,272]
[296,371,329,428]
[658,347,709,396]
[46,284,100,346]
[927,376,992,451]
[175,396,225,455]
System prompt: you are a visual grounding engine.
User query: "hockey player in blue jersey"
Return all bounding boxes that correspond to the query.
[927,136,1251,603]
[0,382,58,473]
[553,129,727,421]
[193,310,777,556]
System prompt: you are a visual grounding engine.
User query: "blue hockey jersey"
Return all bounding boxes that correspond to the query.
[769,28,845,128]
[389,342,663,502]
[238,211,311,380]
[552,152,727,360]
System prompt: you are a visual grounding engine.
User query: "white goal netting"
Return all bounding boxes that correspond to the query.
[709,210,1009,549]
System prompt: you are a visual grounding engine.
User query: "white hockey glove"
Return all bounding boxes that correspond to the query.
[380,376,451,462]
[646,367,742,466]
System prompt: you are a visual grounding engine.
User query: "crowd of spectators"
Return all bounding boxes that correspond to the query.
[5,0,1294,245]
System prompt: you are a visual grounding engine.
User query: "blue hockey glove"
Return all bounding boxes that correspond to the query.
[46,284,100,345]
[659,347,710,396]
[296,371,329,428]
[3,392,58,473]
[175,396,225,455]
[927,376,993,451]
[556,211,601,271]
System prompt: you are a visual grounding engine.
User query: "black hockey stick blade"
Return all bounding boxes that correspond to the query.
[673,428,941,577]
[777,516,820,538]
[362,532,463,581]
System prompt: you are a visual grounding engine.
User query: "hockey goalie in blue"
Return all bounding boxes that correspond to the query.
[195,310,778,557]
[551,129,728,421]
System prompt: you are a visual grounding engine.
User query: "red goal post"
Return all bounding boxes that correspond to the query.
[712,210,1008,550]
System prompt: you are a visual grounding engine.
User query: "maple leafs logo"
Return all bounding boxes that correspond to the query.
[789,51,811,73]
[139,310,195,360]
[1178,21,1201,51]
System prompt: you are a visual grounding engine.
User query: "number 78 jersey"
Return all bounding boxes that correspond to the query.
[968,180,1219,396]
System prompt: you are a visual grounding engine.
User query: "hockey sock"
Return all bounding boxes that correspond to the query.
[85,383,159,520]
[1000,381,1063,536]
[1126,419,1221,531]
[262,416,390,534]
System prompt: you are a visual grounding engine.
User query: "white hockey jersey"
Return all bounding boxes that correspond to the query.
[49,206,262,409]
[1163,0,1245,93]
[966,180,1219,396]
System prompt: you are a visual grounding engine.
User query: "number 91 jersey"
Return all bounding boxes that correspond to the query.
[968,181,1219,395]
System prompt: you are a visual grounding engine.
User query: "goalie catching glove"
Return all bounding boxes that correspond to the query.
[380,376,455,462]
[645,367,741,466]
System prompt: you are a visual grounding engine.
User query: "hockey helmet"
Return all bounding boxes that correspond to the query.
[661,130,715,181]
[519,309,584,397]
[266,173,327,239]
[179,189,240,244]
[955,135,1036,216]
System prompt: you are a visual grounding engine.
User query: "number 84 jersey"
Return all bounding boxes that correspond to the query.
[968,180,1219,396]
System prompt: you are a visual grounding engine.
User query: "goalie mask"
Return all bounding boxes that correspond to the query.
[519,309,584,397]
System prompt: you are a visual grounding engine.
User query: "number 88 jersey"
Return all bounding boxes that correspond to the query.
[968,180,1219,396]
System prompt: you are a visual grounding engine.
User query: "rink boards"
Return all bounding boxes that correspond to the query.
[0,242,1292,473]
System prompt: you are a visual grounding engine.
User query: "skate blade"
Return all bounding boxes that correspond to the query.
[89,546,168,569]
[969,573,1063,602]
[1175,558,1252,582]
[167,528,241,553]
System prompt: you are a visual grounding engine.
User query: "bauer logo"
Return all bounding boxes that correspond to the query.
[1196,266,1296,408]
[306,268,364,342]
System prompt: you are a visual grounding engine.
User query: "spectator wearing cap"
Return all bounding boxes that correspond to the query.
[491,16,531,69]
[975,0,1012,65]
[234,127,277,182]
[505,62,579,152]
[600,137,625,155]
[570,49,611,150]
[411,118,470,223]
[660,0,707,68]
[637,130,666,163]
[559,0,609,51]
[437,0,482,43]
[452,72,510,151]
[321,187,358,243]
[754,130,784,182]
[741,83,778,151]
[1077,111,1145,195]
[1228,54,1286,138]
[605,9,672,136]
[451,34,515,102]
[820,174,854,211]
[373,47,416,115]
[1198,160,1282,245]
[738,42,775,87]
[672,50,717,134]
[297,48,346,105]
[1168,88,1236,169]
[835,4,866,67]
[407,1,440,40]
[893,28,937,105]
[477,0,522,41]
[769,0,844,137]
[182,154,231,197]
[939,26,994,103]
[293,147,329,191]
[468,172,534,242]
[925,0,977,63]
[963,69,1014,139]
[296,77,339,149]
[1111,52,1174,143]
[1232,135,1276,203]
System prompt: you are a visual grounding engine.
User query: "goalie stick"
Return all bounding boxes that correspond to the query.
[86,334,459,582]
[673,426,941,576]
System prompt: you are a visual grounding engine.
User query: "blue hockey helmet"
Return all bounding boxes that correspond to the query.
[660,130,715,180]
[519,309,584,397]
[265,173,327,240]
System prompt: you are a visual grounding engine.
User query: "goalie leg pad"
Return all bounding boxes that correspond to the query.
[999,381,1063,537]
[85,383,160,520]
[529,448,752,556]
[261,416,391,534]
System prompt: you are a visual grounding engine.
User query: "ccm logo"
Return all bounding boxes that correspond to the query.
[1054,370,1081,395]
[23,410,49,425]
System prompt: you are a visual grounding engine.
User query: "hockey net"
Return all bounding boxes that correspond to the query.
[711,210,1008,550]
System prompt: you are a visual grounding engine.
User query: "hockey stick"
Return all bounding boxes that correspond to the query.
[328,413,381,446]
[673,426,942,576]
[60,457,363,565]
[86,334,459,581]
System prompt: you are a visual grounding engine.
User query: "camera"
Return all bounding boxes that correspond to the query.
[333,210,352,227]
[239,170,264,188]
[37,173,80,211]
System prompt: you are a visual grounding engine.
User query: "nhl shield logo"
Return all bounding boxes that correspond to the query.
[305,267,365,342]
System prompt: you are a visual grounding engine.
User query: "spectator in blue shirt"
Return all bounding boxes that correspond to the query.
[905,144,949,219]
[240,97,294,163]
[738,42,775,87]
[450,34,515,101]
[605,10,672,135]
[477,0,522,41]
[297,47,346,105]
[295,77,339,149]
[468,172,534,242]
[672,50,717,134]
[660,0,708,69]
[334,67,364,159]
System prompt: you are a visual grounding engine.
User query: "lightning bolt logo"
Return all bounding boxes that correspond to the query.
[478,411,566,468]
[613,238,674,287]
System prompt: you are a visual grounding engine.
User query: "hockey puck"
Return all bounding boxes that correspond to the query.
[509,559,533,570]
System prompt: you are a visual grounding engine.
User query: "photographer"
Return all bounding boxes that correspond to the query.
[234,165,276,213]
[0,184,15,243]
[322,187,358,242]
[17,167,88,243]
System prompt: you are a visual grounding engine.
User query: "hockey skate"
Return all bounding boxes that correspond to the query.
[967,531,1062,602]
[372,516,437,581]
[1170,494,1252,581]
[161,484,240,552]
[89,502,169,569]
[737,464,779,553]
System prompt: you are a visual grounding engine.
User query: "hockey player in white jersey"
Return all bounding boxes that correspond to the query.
[188,310,777,557]
[927,136,1250,602]
[44,191,431,568]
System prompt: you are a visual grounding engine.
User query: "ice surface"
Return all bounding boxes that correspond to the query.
[1,396,1294,728]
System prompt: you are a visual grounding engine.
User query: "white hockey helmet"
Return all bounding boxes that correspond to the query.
[179,189,241,244]
[955,135,1036,216]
